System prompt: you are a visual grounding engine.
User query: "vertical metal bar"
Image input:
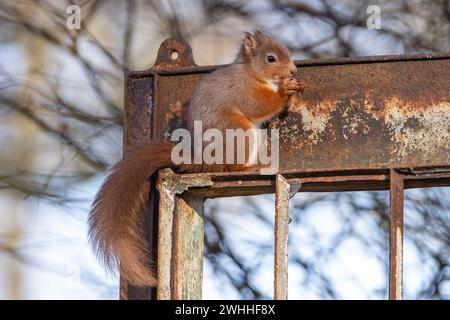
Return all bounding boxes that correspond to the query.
[156,169,212,300]
[389,169,404,300]
[120,73,156,300]
[156,174,176,300]
[274,174,290,300]
[172,196,205,300]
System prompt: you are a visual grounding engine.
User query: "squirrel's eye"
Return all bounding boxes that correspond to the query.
[266,55,276,63]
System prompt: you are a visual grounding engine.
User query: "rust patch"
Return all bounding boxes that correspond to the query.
[153,38,197,69]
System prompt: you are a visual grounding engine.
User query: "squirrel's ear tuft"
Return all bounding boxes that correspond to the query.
[243,32,258,57]
[254,29,265,38]
[255,29,271,42]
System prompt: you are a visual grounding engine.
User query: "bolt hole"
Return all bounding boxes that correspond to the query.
[171,50,179,60]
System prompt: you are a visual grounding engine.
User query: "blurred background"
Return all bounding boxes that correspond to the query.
[0,0,449,299]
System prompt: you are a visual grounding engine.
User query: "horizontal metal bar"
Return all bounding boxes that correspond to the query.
[289,174,388,184]
[180,169,450,197]
[137,39,450,175]
[126,52,450,78]
[179,166,450,180]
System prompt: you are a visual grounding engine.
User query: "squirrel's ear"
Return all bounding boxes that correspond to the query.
[243,32,257,57]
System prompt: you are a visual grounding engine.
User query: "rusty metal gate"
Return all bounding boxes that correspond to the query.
[120,38,450,300]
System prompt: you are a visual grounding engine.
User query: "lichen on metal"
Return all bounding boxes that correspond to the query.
[383,101,450,161]
[274,175,301,300]
[156,169,212,300]
[274,174,291,300]
[282,97,335,144]
[281,96,450,163]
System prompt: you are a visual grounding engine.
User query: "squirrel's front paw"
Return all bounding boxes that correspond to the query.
[280,77,303,96]
[296,79,306,95]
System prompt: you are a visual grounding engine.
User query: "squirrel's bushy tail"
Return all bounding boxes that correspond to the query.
[88,141,174,286]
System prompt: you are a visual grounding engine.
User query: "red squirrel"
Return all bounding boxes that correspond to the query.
[89,30,304,287]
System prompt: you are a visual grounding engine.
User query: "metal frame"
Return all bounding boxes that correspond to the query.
[150,168,450,300]
[120,38,450,300]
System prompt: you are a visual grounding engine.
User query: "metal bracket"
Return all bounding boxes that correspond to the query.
[153,38,196,69]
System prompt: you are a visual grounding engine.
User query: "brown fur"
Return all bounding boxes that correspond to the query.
[89,141,174,286]
[188,31,301,133]
[89,31,303,287]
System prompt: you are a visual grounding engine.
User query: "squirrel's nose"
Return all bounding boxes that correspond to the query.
[289,62,297,75]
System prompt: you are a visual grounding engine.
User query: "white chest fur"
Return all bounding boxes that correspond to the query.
[267,79,280,93]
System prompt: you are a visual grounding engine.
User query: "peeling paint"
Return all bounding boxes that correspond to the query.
[342,102,370,139]
[282,95,450,163]
[383,100,450,160]
[288,100,335,144]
